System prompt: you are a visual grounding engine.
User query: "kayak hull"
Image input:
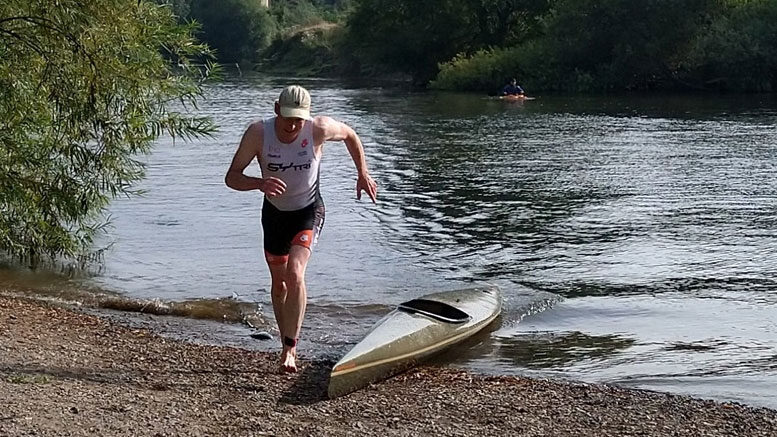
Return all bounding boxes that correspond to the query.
[497,94,535,101]
[328,286,502,398]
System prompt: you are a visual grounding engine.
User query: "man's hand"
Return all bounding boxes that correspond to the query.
[356,173,378,203]
[261,177,287,197]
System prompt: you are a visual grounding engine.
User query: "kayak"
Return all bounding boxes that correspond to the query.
[328,286,502,398]
[328,286,503,398]
[500,94,535,101]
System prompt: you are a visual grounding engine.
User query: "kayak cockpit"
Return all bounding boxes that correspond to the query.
[397,299,471,324]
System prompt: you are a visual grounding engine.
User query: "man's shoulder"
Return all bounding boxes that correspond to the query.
[242,120,266,148]
[311,115,340,133]
[249,118,268,128]
[311,115,349,143]
[246,119,267,135]
[312,115,335,126]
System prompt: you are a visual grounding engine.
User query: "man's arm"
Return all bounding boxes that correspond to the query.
[314,116,377,203]
[225,122,286,197]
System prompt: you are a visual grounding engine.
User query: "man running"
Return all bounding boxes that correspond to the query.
[225,85,378,373]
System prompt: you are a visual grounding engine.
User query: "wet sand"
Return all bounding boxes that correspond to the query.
[1,295,776,436]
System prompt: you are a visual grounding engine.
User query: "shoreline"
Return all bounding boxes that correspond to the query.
[2,295,776,436]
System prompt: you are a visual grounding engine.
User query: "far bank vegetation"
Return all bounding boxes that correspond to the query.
[168,0,777,93]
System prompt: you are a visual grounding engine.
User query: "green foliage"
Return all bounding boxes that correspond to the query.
[432,47,523,92]
[262,23,345,76]
[344,0,551,84]
[271,0,322,30]
[156,0,191,19]
[432,39,559,93]
[470,0,550,48]
[542,0,719,91]
[190,0,277,63]
[270,0,351,30]
[153,0,353,66]
[684,0,777,91]
[156,0,777,92]
[346,0,479,84]
[428,0,777,93]
[258,1,353,76]
[0,0,217,266]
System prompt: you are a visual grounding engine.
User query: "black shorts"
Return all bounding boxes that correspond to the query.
[261,195,325,260]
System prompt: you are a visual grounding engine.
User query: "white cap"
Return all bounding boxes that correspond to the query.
[277,85,313,120]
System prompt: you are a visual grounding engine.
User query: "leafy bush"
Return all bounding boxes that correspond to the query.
[270,0,349,31]
[190,0,277,63]
[684,0,777,91]
[261,23,344,76]
[431,0,777,93]
[0,0,217,265]
[345,0,480,84]
[431,39,560,93]
[432,48,522,92]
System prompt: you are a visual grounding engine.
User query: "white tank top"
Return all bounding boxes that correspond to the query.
[259,117,321,211]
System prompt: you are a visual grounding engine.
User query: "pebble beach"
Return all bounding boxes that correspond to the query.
[1,295,776,437]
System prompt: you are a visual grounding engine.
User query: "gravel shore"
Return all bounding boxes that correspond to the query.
[1,295,775,436]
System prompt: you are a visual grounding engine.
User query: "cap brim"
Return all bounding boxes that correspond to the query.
[279,106,313,120]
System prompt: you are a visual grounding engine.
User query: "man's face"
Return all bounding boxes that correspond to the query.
[277,115,306,136]
[274,101,307,137]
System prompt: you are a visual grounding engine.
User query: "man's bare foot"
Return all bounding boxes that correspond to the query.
[280,347,297,373]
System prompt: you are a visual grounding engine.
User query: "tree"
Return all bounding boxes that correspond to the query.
[0,0,218,266]
[346,0,478,84]
[344,0,550,85]
[190,0,277,63]
[544,0,720,91]
[471,0,549,48]
[685,0,777,91]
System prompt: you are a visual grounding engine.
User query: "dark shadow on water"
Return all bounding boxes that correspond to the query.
[521,276,777,300]
[495,331,636,369]
[423,315,504,366]
[278,360,334,406]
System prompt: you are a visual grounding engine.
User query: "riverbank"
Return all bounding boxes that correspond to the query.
[1,295,775,436]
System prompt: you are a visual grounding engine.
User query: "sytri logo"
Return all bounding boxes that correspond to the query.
[267,161,312,172]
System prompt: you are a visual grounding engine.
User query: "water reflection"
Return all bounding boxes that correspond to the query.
[519,277,777,300]
[494,331,636,369]
[362,90,777,303]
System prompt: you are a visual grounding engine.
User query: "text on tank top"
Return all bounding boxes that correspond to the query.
[259,117,321,211]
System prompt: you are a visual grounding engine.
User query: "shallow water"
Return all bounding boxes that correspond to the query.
[3,75,776,408]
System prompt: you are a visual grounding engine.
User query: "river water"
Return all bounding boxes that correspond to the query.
[2,74,776,409]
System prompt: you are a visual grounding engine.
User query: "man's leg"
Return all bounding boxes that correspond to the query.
[279,244,311,373]
[266,258,288,341]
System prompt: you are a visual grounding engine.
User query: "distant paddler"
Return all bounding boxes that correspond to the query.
[501,77,525,98]
[498,77,534,101]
